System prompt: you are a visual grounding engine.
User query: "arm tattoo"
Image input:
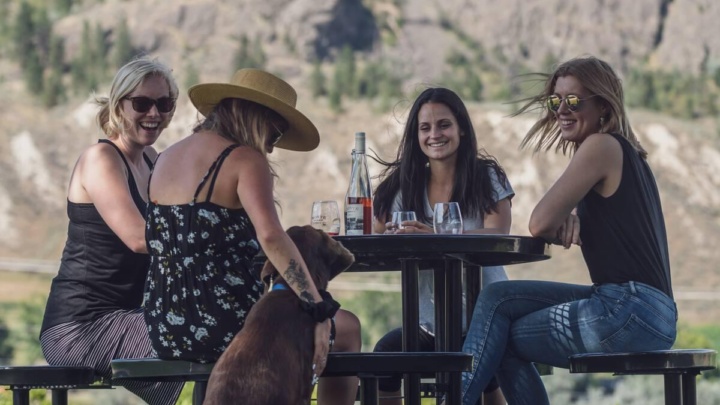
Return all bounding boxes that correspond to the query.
[283,259,315,303]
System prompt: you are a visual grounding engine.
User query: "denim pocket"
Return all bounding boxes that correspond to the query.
[600,313,675,352]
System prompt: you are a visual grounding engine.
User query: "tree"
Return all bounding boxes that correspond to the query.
[310,61,326,98]
[329,64,343,112]
[335,45,357,97]
[0,318,13,363]
[44,35,66,106]
[93,22,108,78]
[23,48,44,93]
[184,60,199,90]
[44,69,65,107]
[112,17,134,69]
[55,0,73,15]
[12,1,35,67]
[33,6,52,64]
[233,34,266,70]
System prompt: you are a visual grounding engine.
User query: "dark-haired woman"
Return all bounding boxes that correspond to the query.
[372,87,513,405]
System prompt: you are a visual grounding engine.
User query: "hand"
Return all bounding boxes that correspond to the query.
[312,318,332,378]
[394,220,433,234]
[383,221,398,234]
[555,213,582,249]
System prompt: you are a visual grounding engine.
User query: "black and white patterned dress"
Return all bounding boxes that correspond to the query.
[144,144,263,363]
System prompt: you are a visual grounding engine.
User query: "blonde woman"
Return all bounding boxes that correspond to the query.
[458,56,676,405]
[143,69,361,404]
[40,57,183,404]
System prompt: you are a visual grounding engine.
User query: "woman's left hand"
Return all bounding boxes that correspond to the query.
[556,212,582,249]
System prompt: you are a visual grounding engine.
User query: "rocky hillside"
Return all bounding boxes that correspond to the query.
[1,0,720,321]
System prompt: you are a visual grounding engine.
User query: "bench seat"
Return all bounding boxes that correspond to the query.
[111,351,472,405]
[569,349,717,405]
[0,365,101,405]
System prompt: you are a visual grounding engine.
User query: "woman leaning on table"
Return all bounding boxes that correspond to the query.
[39,57,184,404]
[457,56,676,405]
[372,87,513,405]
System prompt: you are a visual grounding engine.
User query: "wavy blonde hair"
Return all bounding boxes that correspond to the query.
[516,56,646,158]
[95,57,179,139]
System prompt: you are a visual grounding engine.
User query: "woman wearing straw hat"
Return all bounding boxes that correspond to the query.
[143,68,361,404]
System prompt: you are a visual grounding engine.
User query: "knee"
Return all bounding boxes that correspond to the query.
[373,328,402,353]
[333,309,361,352]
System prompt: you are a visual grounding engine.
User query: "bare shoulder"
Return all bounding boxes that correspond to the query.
[227,146,267,166]
[79,141,124,170]
[576,133,622,162]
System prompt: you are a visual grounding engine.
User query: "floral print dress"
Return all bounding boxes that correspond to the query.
[144,144,263,363]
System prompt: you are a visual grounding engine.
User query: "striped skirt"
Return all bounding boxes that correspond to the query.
[40,308,183,405]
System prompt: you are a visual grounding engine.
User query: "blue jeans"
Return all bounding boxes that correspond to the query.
[461,280,677,405]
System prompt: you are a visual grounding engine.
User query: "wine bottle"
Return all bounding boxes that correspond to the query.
[344,132,372,235]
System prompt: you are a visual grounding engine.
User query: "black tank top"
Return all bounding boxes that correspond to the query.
[41,139,154,333]
[577,133,673,298]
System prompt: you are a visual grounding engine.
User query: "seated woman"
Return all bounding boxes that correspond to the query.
[39,57,183,404]
[459,56,677,405]
[143,68,361,404]
[372,87,513,405]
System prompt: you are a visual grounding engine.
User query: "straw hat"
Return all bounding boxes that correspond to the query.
[188,69,319,151]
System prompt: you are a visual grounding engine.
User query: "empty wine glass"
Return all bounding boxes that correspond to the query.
[311,200,341,236]
[388,211,417,232]
[433,202,463,234]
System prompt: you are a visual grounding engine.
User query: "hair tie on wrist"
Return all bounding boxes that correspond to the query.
[300,290,340,323]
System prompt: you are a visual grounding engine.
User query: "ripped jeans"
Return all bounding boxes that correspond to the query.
[460,280,677,405]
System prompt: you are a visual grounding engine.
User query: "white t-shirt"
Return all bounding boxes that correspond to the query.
[389,167,514,334]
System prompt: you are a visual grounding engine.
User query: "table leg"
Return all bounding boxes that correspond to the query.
[444,259,464,405]
[401,258,421,405]
[465,265,484,405]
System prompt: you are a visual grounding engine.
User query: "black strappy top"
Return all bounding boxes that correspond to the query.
[143,144,264,362]
[41,139,154,334]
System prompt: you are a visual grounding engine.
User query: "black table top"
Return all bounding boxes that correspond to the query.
[332,234,551,271]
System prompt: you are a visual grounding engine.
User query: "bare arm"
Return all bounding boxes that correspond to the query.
[529,133,622,243]
[234,148,331,375]
[76,143,148,253]
[463,198,512,235]
[234,148,322,304]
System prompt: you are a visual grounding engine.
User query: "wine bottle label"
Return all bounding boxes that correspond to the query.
[345,204,365,235]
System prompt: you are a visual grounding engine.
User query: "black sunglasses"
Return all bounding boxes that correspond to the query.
[124,96,176,113]
[546,94,597,112]
[269,123,286,146]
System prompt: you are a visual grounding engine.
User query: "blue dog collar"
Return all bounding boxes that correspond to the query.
[271,283,289,291]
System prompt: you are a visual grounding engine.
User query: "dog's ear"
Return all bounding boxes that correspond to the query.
[317,230,355,280]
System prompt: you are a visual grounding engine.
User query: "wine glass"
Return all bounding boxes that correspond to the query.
[311,200,341,236]
[389,211,417,232]
[433,202,463,234]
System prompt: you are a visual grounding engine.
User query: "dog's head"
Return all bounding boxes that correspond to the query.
[260,225,355,291]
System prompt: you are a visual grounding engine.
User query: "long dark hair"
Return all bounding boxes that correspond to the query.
[373,87,508,223]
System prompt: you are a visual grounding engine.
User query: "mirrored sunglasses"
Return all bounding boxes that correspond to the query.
[124,96,176,113]
[546,94,596,112]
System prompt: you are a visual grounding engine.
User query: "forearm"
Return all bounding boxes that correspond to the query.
[260,231,322,303]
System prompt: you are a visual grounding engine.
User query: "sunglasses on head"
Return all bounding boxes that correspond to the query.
[124,96,176,113]
[546,94,596,112]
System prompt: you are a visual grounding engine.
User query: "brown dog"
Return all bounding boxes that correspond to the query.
[203,225,355,405]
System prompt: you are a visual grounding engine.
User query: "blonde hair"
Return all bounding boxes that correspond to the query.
[95,57,179,138]
[516,56,647,158]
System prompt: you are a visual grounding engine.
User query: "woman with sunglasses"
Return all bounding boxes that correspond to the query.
[457,56,676,405]
[40,57,183,404]
[142,68,361,405]
[372,87,513,405]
